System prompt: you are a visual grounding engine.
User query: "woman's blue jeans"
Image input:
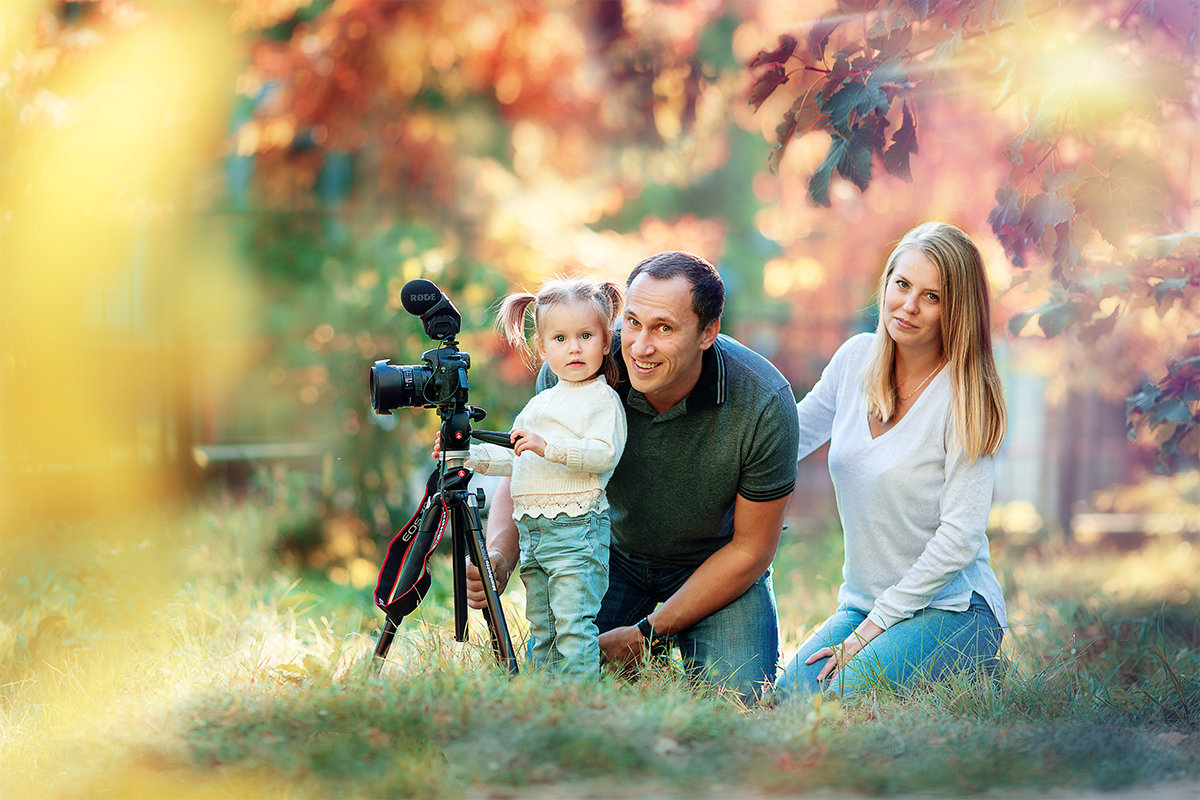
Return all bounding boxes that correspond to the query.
[596,545,780,704]
[775,592,1003,701]
[517,510,609,680]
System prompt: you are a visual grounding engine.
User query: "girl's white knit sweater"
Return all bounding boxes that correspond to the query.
[467,375,627,520]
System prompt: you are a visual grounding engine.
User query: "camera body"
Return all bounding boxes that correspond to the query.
[370,345,470,415]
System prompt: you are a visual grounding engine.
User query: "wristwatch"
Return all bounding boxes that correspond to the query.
[636,616,668,653]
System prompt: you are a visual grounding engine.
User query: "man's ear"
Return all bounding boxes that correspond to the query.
[698,320,720,350]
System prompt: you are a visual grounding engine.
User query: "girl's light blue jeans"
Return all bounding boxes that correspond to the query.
[516,509,609,679]
[775,591,1003,701]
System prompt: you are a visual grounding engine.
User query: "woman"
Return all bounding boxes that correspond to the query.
[776,221,1008,701]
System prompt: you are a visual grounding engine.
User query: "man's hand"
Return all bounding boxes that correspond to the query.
[599,625,645,674]
[465,549,512,610]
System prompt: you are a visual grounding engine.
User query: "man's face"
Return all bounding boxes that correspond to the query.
[620,273,718,414]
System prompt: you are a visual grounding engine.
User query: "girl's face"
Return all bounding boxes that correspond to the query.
[536,302,610,383]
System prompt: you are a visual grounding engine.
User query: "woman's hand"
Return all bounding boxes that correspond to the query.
[807,618,885,683]
[510,428,546,457]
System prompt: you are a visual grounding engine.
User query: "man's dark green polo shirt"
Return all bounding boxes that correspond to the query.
[538,333,799,568]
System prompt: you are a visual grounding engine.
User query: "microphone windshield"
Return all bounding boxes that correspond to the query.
[400,279,444,316]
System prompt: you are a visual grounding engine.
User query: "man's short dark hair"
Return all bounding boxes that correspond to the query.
[627,251,725,331]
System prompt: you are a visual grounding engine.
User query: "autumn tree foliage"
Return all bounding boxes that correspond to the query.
[221,0,752,537]
[748,0,1198,469]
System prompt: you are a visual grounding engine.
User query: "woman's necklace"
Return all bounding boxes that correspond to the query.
[897,359,945,402]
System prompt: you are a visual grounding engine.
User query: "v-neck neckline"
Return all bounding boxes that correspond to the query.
[865,366,944,441]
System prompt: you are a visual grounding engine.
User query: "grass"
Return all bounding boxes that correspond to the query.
[1,491,1198,799]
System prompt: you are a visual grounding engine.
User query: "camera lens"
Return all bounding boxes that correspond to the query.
[370,361,433,413]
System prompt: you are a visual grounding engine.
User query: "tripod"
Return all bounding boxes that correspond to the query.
[372,429,520,674]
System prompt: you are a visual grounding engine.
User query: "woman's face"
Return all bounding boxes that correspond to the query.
[883,249,944,355]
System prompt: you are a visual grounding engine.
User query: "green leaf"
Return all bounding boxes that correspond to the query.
[1036,300,1078,338]
[863,59,906,113]
[1127,381,1161,413]
[825,80,868,136]
[1008,309,1036,337]
[1153,276,1189,308]
[837,130,874,191]
[1156,397,1194,424]
[809,137,846,206]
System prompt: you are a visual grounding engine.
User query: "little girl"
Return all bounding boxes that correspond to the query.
[452,277,627,679]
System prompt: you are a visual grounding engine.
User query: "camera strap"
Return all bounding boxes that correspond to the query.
[373,467,447,625]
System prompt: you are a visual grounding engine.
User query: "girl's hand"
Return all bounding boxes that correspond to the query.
[510,428,546,457]
[807,618,885,683]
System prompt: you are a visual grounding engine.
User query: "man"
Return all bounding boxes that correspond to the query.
[469,251,799,702]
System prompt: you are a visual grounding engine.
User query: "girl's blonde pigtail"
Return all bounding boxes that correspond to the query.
[496,293,538,359]
[598,280,624,387]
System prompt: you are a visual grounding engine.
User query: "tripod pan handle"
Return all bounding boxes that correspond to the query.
[471,430,515,449]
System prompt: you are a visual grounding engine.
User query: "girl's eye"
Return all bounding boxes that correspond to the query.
[554,334,565,342]
[581,332,592,339]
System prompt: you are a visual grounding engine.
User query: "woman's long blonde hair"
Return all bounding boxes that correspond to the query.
[496,277,624,386]
[863,222,1007,460]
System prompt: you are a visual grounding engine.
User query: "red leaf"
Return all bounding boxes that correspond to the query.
[808,18,842,62]
[868,25,912,60]
[882,101,917,180]
[820,55,852,104]
[751,34,798,68]
[749,63,789,110]
[1022,191,1074,236]
[1078,304,1121,346]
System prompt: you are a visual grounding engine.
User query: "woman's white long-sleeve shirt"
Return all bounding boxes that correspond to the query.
[797,333,1007,630]
[467,375,627,521]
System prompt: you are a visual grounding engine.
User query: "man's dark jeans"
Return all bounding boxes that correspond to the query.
[597,545,779,704]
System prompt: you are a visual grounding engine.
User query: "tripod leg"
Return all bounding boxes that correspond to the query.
[451,510,468,643]
[459,502,519,674]
[373,618,398,674]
